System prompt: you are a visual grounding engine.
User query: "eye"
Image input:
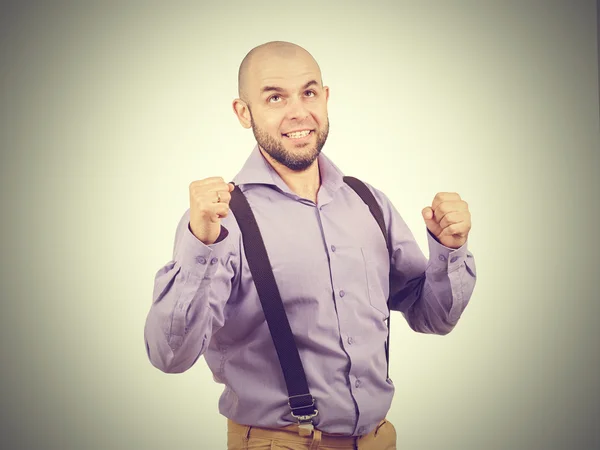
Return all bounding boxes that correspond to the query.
[268,94,282,103]
[305,90,316,97]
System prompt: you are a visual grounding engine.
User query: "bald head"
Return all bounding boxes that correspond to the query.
[232,41,330,172]
[237,41,323,103]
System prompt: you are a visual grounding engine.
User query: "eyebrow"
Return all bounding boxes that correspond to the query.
[260,80,320,95]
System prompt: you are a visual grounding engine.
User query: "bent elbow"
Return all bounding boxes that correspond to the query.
[430,313,461,335]
[433,322,455,336]
[147,347,194,374]
[151,358,191,374]
[408,312,458,336]
[145,334,205,374]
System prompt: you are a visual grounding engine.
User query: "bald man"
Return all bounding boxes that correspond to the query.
[144,41,477,450]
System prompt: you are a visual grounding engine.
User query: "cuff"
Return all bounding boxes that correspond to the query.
[175,223,230,277]
[426,228,469,272]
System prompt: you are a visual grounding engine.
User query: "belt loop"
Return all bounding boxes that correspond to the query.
[309,429,322,450]
[241,424,251,450]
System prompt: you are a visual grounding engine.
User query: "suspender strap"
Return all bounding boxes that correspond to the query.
[229,184,318,425]
[342,176,392,380]
[228,176,393,427]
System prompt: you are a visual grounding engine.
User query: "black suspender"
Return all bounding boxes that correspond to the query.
[228,186,318,435]
[228,177,391,434]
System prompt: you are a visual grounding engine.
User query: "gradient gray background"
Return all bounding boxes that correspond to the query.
[1,1,599,449]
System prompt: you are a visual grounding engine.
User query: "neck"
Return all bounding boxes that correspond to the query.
[259,147,321,203]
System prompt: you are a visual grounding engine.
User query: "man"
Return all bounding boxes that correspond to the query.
[144,41,477,450]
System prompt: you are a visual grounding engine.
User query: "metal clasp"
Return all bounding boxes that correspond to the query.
[288,395,319,436]
[291,409,319,436]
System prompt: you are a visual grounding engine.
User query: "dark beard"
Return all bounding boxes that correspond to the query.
[249,112,329,172]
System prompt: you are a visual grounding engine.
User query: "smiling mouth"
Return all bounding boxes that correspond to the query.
[283,130,313,139]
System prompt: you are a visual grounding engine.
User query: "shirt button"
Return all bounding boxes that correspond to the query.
[339,290,345,298]
[355,379,361,388]
[196,256,207,265]
[347,337,354,345]
[210,257,218,265]
[438,255,446,262]
[330,245,336,252]
[450,256,458,263]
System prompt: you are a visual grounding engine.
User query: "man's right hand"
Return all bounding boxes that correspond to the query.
[189,177,235,245]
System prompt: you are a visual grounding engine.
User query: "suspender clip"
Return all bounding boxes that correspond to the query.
[291,409,319,436]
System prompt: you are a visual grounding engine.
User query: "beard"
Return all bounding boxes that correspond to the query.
[249,112,330,172]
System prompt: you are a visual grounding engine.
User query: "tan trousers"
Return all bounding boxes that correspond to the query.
[227,418,397,450]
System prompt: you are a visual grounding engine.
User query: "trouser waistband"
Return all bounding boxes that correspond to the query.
[227,418,387,448]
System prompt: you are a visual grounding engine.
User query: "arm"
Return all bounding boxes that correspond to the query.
[392,229,476,334]
[370,187,477,335]
[143,210,237,373]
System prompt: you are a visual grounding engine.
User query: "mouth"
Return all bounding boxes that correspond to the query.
[282,129,314,141]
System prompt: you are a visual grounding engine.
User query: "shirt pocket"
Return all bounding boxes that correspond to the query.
[361,247,390,318]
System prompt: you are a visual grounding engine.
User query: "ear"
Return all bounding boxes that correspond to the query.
[232,99,252,129]
[323,85,330,102]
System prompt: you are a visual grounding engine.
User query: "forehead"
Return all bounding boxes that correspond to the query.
[248,53,322,93]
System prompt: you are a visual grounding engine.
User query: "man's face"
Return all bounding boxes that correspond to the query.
[242,53,330,171]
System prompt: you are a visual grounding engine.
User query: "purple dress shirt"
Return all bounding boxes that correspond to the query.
[144,145,477,436]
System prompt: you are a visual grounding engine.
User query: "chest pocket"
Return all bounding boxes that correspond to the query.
[361,247,390,318]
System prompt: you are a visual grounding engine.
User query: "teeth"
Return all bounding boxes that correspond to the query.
[286,130,311,138]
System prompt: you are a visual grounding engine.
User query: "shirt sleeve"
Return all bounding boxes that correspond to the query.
[143,209,238,373]
[369,185,477,335]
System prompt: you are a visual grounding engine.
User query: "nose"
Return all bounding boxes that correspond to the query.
[286,96,310,121]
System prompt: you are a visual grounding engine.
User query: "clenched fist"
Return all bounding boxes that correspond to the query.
[189,177,235,245]
[422,192,471,249]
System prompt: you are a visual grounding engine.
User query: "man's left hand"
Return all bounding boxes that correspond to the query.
[422,192,471,249]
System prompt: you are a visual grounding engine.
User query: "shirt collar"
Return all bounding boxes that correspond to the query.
[232,144,346,196]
